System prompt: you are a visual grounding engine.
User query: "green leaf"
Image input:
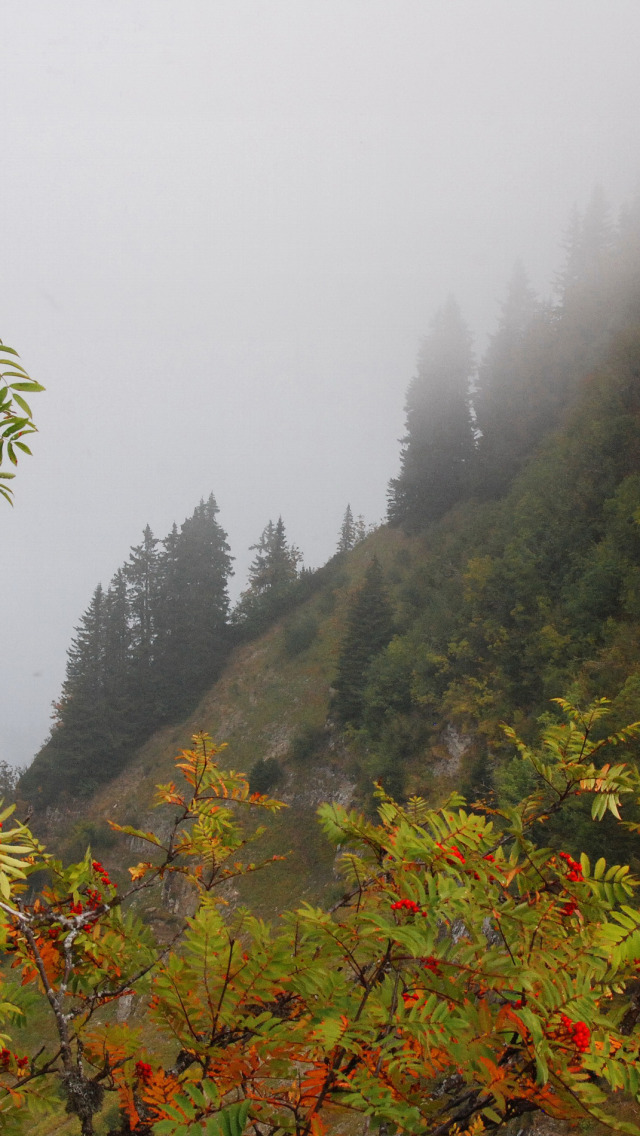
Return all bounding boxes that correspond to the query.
[2,419,28,436]
[535,1050,549,1084]
[9,381,44,392]
[11,393,32,417]
[483,1108,503,1124]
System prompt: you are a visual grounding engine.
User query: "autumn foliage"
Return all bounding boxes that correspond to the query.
[3,701,640,1135]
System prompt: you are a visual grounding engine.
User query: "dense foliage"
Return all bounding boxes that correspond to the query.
[389,189,640,527]
[351,323,640,819]
[22,194,640,819]
[4,700,640,1136]
[336,192,640,807]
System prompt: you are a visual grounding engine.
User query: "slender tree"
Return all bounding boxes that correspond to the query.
[388,296,474,529]
[125,524,159,670]
[163,495,234,705]
[21,585,113,798]
[235,516,301,626]
[337,504,356,554]
[473,262,548,497]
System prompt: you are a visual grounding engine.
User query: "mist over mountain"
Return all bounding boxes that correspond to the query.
[3,2,640,771]
[19,189,640,891]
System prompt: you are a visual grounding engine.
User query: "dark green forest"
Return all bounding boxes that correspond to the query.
[20,190,640,853]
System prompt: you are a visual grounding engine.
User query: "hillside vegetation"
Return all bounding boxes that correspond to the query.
[19,189,640,874]
[9,191,640,1136]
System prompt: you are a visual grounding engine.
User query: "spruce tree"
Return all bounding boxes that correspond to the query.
[473,262,551,497]
[337,504,356,554]
[333,556,394,728]
[555,188,617,374]
[63,584,107,701]
[235,516,301,626]
[125,524,159,670]
[103,569,131,698]
[21,585,113,798]
[387,297,474,530]
[154,521,181,696]
[164,494,234,706]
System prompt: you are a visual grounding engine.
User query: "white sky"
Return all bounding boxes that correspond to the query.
[2,1,640,767]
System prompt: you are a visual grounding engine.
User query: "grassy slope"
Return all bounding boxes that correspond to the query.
[35,526,433,915]
[16,382,640,1130]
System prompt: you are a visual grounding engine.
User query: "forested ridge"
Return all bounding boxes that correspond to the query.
[19,189,640,833]
[7,193,640,1135]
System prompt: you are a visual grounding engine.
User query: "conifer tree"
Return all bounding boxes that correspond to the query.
[21,585,113,798]
[164,494,234,706]
[473,262,551,497]
[63,584,107,701]
[125,524,159,670]
[333,555,394,727]
[387,296,474,530]
[555,187,617,374]
[235,516,301,626]
[555,190,614,307]
[154,523,180,667]
[103,569,131,696]
[337,504,356,554]
[22,496,235,803]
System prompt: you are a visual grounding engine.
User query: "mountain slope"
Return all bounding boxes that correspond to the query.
[24,323,640,893]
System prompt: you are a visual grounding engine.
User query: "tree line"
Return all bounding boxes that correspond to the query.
[19,501,368,804]
[388,187,640,528]
[331,189,640,833]
[21,188,640,809]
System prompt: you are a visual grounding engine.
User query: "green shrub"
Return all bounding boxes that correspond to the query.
[282,613,319,658]
[248,757,284,794]
[290,724,325,763]
[64,819,117,863]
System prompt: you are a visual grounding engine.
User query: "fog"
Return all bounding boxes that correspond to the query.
[1,1,639,767]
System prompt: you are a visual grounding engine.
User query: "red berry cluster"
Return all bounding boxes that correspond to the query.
[472,852,502,883]
[0,1048,28,1071]
[135,1060,153,1083]
[421,955,442,975]
[436,842,465,865]
[391,898,422,914]
[69,901,83,915]
[92,860,115,889]
[559,852,583,882]
[559,1014,590,1052]
[86,888,104,911]
[402,990,421,1007]
[561,899,579,917]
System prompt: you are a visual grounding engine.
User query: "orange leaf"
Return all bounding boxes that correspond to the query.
[129,862,153,881]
